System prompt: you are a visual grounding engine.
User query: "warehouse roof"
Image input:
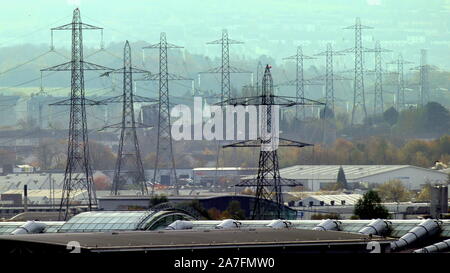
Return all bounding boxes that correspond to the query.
[0,228,389,251]
[275,165,447,181]
[300,194,363,206]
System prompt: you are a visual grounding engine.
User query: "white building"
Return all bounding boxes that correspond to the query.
[276,165,448,191]
[298,194,363,207]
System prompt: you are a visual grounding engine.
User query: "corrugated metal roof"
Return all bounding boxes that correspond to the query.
[249,165,447,181]
[300,194,363,205]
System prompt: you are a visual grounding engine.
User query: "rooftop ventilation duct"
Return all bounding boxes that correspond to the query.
[11,220,47,235]
[358,219,391,236]
[165,220,194,230]
[313,219,341,231]
[413,239,450,253]
[390,219,441,251]
[215,219,242,229]
[266,219,292,229]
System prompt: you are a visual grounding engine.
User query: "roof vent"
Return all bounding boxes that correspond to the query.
[215,219,241,229]
[165,220,194,230]
[266,219,292,229]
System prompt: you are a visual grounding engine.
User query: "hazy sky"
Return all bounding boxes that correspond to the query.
[1,0,450,67]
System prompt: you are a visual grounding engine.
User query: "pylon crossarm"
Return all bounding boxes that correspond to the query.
[236,178,302,187]
[50,98,104,106]
[52,22,102,31]
[136,72,191,81]
[343,24,373,29]
[82,61,114,70]
[98,122,122,130]
[283,54,315,60]
[216,95,324,106]
[338,46,374,54]
[42,61,112,71]
[143,42,183,49]
[223,138,312,148]
[41,61,72,71]
[99,122,152,131]
[206,38,243,45]
[101,67,152,77]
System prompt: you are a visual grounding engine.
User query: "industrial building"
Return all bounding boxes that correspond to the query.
[296,193,363,207]
[98,194,298,219]
[1,217,450,253]
[276,165,448,191]
[192,167,257,185]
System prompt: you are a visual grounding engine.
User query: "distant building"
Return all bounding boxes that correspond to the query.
[272,165,448,191]
[298,194,363,207]
[193,167,257,185]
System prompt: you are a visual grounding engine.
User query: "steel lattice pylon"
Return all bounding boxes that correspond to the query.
[200,29,250,103]
[41,8,111,220]
[313,43,349,115]
[282,46,320,120]
[343,18,373,125]
[140,33,191,196]
[219,65,323,219]
[100,41,156,195]
[414,49,431,106]
[371,41,391,115]
[387,54,413,111]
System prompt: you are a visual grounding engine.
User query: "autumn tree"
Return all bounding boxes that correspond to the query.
[416,182,432,202]
[376,179,411,203]
[224,200,245,220]
[89,141,116,170]
[34,138,65,170]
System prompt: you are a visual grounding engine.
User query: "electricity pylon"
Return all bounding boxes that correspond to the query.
[219,65,323,219]
[342,17,374,125]
[313,43,349,115]
[387,54,413,111]
[282,46,321,120]
[41,8,111,220]
[139,33,191,196]
[200,29,251,102]
[369,41,391,115]
[100,41,157,195]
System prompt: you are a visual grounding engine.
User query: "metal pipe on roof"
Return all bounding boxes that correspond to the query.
[166,220,194,230]
[413,238,450,253]
[215,219,242,229]
[11,220,47,235]
[313,219,341,231]
[359,219,391,236]
[390,219,441,251]
[266,219,292,229]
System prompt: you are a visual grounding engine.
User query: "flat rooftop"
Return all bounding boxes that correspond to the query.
[0,228,391,252]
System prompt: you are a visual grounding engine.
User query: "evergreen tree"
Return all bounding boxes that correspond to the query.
[336,166,348,189]
[353,190,389,219]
